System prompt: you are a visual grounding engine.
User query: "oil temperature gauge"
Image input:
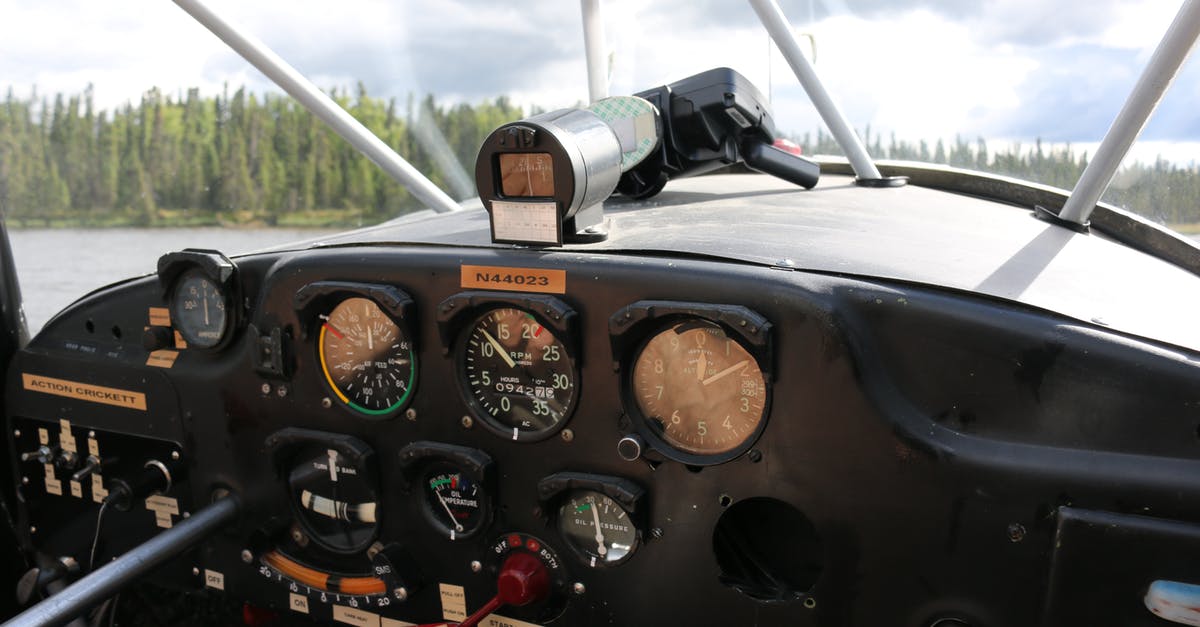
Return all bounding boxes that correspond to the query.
[422,462,489,540]
[558,490,638,567]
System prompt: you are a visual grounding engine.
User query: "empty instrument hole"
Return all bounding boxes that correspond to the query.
[85,320,95,333]
[713,497,822,602]
[111,325,122,339]
[718,494,733,508]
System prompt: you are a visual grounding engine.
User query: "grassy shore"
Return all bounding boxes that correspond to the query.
[6,208,378,229]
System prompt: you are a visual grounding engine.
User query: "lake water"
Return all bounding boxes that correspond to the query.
[6,227,1200,334]
[8,228,339,333]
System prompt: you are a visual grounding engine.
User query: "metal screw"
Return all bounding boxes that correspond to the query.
[1007,522,1026,543]
[29,526,36,534]
[572,582,586,595]
[561,429,574,443]
[182,512,190,519]
[260,383,272,395]
[192,567,200,576]
[470,560,482,573]
[88,431,95,438]
[405,408,417,421]
[171,450,181,461]
[12,429,19,437]
[461,415,474,429]
[366,542,383,560]
[241,549,253,564]
[291,527,308,546]
[747,449,763,463]
[321,397,332,409]
[21,477,29,485]
[803,597,817,609]
[276,385,288,398]
[650,527,664,540]
[395,587,408,602]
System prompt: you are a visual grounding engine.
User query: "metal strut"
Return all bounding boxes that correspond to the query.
[171,0,463,214]
[2,494,241,627]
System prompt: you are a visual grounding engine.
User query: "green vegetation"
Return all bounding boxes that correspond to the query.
[0,85,1198,229]
[0,84,522,227]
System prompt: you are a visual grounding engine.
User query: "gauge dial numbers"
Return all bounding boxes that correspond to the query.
[318,297,416,417]
[422,463,489,541]
[458,307,578,441]
[170,269,230,348]
[631,320,769,460]
[558,490,638,568]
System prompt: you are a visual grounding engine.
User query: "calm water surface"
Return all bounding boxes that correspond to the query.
[7,227,1200,334]
[9,228,339,333]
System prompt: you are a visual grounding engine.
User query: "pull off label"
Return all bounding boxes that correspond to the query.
[461,265,566,294]
[23,374,147,411]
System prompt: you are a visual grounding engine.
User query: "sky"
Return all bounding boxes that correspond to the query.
[1,0,1198,165]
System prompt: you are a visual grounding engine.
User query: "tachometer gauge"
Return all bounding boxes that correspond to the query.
[558,490,638,568]
[422,462,489,540]
[318,297,416,417]
[632,319,768,459]
[458,307,578,441]
[171,269,229,348]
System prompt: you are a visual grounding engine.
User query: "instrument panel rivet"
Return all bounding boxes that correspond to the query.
[240,549,253,563]
[747,449,763,463]
[367,542,383,560]
[29,526,36,534]
[395,587,408,602]
[21,476,29,485]
[561,429,574,443]
[182,512,190,519]
[461,416,474,429]
[572,582,586,595]
[192,567,200,576]
[171,451,181,461]
[12,429,19,438]
[260,383,272,395]
[1007,522,1026,543]
[276,385,288,398]
[803,597,817,609]
[650,527,663,540]
[88,430,95,438]
[321,397,332,409]
[470,560,482,573]
[405,408,417,421]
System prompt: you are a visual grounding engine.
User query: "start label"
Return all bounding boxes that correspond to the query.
[22,374,147,411]
[461,265,566,294]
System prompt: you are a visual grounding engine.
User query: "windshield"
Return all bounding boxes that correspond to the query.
[4,1,1198,220]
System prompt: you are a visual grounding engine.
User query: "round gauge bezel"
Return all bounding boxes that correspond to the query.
[555,489,640,568]
[169,267,234,350]
[285,444,380,555]
[316,296,418,419]
[419,461,491,541]
[454,305,580,442]
[622,316,772,466]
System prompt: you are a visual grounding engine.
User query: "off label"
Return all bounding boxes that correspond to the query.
[204,569,224,590]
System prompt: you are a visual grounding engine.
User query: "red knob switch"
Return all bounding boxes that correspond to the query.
[451,551,550,627]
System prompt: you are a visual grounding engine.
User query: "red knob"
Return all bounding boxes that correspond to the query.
[496,551,550,607]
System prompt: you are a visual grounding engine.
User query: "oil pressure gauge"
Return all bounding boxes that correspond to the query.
[558,490,638,567]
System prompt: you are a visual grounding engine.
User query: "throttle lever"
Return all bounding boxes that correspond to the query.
[413,551,550,627]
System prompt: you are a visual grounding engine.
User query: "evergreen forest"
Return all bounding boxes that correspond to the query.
[0,85,1197,229]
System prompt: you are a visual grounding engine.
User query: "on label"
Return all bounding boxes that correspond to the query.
[69,481,82,498]
[332,605,380,627]
[289,593,309,614]
[439,583,468,621]
[204,569,225,590]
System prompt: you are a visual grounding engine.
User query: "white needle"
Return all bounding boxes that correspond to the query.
[436,491,465,532]
[367,325,374,351]
[202,283,210,325]
[591,504,607,556]
[696,351,707,382]
[701,360,750,386]
[481,329,516,368]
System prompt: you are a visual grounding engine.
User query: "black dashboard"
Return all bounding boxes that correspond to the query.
[7,173,1200,627]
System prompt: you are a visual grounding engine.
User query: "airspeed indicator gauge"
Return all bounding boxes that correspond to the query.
[318,297,416,417]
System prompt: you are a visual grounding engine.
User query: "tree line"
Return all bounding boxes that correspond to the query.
[0,85,1198,228]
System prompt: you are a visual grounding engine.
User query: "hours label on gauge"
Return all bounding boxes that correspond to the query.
[319,297,416,416]
[458,307,578,441]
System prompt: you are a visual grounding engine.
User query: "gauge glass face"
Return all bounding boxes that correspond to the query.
[499,153,554,197]
[558,490,637,567]
[319,297,416,416]
[422,463,488,540]
[459,307,577,439]
[632,320,768,457]
[288,445,378,553]
[171,270,228,348]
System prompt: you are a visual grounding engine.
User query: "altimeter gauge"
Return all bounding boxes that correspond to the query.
[318,297,416,417]
[457,306,578,441]
[631,318,769,459]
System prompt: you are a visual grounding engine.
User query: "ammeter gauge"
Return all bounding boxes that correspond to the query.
[557,490,638,568]
[457,306,578,441]
[171,269,229,348]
